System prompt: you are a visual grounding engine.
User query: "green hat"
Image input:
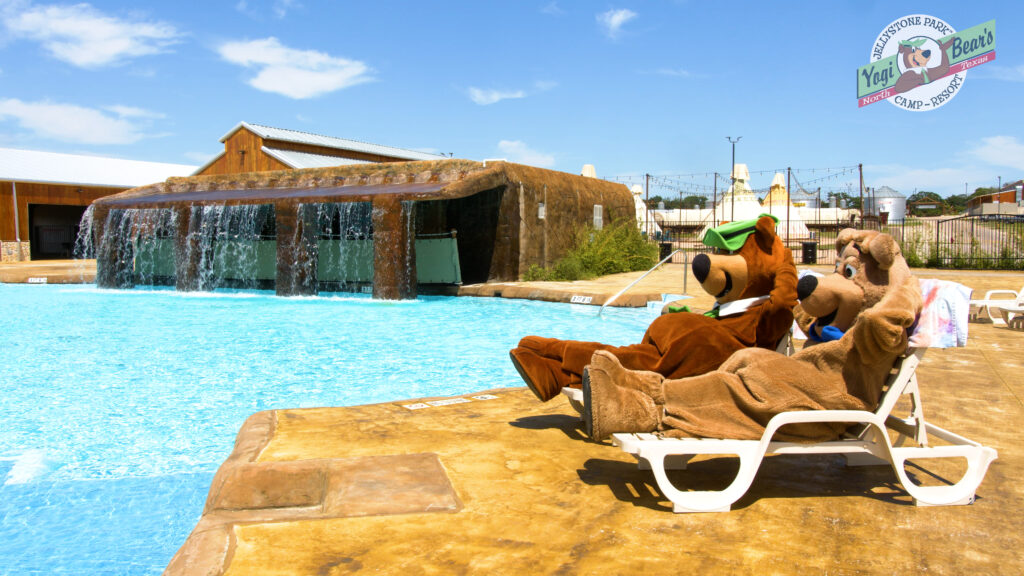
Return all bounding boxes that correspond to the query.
[899,38,926,49]
[702,213,779,252]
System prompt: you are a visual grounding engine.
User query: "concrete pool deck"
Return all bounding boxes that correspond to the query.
[163,266,1022,575]
[3,260,1022,573]
[0,259,94,284]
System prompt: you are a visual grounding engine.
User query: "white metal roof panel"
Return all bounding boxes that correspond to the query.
[0,147,197,188]
[261,147,373,169]
[221,122,446,162]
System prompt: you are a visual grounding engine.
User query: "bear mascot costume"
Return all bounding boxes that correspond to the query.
[583,228,923,443]
[509,214,798,402]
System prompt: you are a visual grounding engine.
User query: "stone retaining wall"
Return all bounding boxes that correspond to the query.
[0,241,30,262]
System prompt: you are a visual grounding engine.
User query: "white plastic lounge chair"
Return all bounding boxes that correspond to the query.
[995,304,1024,330]
[612,279,996,513]
[969,286,1023,326]
[612,348,996,512]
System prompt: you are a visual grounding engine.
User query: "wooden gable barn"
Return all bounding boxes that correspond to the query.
[194,122,448,176]
[90,160,634,299]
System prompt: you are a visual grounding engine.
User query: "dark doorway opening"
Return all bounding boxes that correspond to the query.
[29,204,87,260]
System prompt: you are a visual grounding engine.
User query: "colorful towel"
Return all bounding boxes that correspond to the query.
[909,278,972,348]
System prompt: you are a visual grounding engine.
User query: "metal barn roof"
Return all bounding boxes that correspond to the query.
[261,147,372,169]
[0,147,198,188]
[222,122,447,162]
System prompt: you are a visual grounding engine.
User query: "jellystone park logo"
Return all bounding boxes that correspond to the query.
[857,15,996,111]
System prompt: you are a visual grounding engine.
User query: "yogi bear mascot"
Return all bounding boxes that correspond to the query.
[582,228,923,443]
[509,214,798,402]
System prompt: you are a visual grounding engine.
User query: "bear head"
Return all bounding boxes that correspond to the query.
[692,214,796,306]
[899,40,931,69]
[796,228,917,336]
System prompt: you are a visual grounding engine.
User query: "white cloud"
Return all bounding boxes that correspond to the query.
[467,87,525,105]
[865,165,982,196]
[1,2,180,68]
[184,150,218,163]
[597,8,636,39]
[966,136,1024,171]
[104,105,165,119]
[235,0,300,19]
[0,98,151,144]
[541,2,564,16]
[466,81,555,106]
[973,64,1024,82]
[217,37,373,99]
[497,140,555,168]
[272,0,299,19]
[651,67,692,78]
[865,135,1024,196]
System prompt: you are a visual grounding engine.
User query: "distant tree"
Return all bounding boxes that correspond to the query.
[972,187,998,198]
[681,195,706,209]
[908,191,942,203]
[907,191,944,216]
[944,194,970,214]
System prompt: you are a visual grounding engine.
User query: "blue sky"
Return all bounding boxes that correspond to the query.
[0,0,1019,198]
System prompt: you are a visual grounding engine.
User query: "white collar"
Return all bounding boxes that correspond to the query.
[714,295,769,317]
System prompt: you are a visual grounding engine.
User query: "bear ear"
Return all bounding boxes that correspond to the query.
[862,233,900,270]
[755,215,777,241]
[836,228,858,255]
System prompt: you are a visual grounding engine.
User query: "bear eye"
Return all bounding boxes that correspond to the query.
[843,264,857,279]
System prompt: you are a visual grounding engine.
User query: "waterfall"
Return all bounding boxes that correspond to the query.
[313,202,373,293]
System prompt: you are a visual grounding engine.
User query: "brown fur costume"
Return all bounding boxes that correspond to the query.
[584,228,923,443]
[511,215,798,402]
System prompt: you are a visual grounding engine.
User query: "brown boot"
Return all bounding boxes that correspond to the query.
[588,350,666,404]
[583,364,662,442]
[509,348,562,402]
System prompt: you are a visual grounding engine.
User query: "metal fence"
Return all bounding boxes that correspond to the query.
[652,216,1024,270]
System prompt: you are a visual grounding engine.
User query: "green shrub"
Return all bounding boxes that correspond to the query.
[523,220,659,281]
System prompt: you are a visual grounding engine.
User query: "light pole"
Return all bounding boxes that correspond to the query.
[726,136,741,221]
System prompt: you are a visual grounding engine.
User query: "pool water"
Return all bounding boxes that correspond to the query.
[0,285,653,575]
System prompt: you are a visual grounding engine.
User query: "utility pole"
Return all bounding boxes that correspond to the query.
[858,163,864,226]
[786,167,791,247]
[726,136,741,222]
[645,173,650,239]
[11,181,22,261]
[712,173,718,227]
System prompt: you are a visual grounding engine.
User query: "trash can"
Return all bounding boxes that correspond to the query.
[801,241,818,264]
[659,242,673,260]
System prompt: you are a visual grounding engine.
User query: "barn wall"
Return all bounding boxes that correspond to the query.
[196,130,291,175]
[0,180,123,242]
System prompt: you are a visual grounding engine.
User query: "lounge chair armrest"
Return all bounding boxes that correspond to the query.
[980,289,1019,301]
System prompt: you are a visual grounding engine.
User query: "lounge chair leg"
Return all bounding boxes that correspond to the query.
[890,446,998,506]
[643,444,764,513]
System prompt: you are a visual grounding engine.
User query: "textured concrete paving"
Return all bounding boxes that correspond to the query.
[0,258,95,283]
[163,266,1023,576]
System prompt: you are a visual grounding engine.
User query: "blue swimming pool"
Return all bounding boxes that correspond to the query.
[0,284,653,575]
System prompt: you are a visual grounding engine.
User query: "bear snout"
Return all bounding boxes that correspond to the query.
[797,275,818,301]
[692,253,711,283]
[921,49,931,59]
